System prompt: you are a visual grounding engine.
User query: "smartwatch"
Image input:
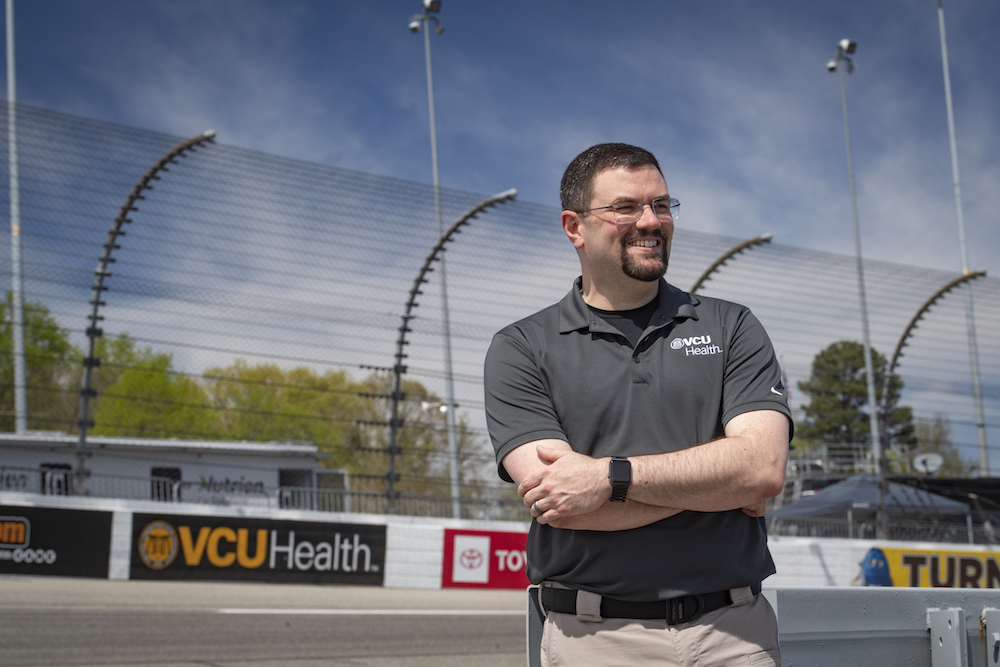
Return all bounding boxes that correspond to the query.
[608,457,631,502]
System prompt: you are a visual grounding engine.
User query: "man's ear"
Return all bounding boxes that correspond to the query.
[562,210,585,249]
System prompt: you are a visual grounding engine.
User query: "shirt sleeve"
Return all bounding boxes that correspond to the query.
[720,307,794,438]
[483,327,568,482]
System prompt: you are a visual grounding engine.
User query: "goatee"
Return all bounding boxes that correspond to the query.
[620,230,668,282]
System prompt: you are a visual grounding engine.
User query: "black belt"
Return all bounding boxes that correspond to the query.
[540,583,761,625]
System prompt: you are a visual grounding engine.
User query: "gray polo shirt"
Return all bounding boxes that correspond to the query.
[484,278,792,601]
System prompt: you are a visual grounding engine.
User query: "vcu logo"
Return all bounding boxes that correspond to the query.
[0,516,30,548]
[137,520,179,570]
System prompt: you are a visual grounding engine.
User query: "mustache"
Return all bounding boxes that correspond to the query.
[622,228,668,245]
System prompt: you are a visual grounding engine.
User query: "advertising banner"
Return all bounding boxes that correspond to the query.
[857,546,1000,588]
[0,506,112,578]
[130,513,386,585]
[442,528,530,589]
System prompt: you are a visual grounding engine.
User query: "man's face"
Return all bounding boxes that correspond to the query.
[579,165,673,283]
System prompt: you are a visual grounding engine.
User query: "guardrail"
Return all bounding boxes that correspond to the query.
[0,465,529,521]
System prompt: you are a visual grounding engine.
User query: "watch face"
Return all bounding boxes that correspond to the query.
[610,459,631,484]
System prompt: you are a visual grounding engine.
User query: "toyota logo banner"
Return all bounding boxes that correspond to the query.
[442,528,529,589]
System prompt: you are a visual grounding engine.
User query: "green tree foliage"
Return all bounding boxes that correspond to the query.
[1,295,496,499]
[0,293,79,432]
[90,333,158,395]
[913,414,969,477]
[797,340,916,450]
[202,359,364,465]
[91,336,214,438]
[347,370,492,497]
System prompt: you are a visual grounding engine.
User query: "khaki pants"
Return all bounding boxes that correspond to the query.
[539,591,780,667]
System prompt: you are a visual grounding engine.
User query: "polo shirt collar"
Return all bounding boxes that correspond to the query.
[558,277,700,334]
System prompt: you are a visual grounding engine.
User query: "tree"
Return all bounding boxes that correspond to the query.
[797,340,916,454]
[91,336,214,438]
[201,359,364,465]
[347,370,493,497]
[0,293,80,432]
[913,414,969,477]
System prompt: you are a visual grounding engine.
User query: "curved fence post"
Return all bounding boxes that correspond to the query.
[387,188,517,513]
[881,270,987,459]
[74,130,217,494]
[690,233,772,294]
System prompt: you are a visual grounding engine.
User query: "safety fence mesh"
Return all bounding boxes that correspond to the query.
[0,103,997,499]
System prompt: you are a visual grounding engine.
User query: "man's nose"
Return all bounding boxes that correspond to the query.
[635,204,663,229]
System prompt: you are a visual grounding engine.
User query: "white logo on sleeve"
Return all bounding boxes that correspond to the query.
[771,387,783,396]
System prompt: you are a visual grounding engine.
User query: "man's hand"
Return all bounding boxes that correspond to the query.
[517,443,609,523]
[741,499,769,517]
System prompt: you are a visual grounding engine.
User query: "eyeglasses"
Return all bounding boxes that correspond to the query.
[576,197,680,224]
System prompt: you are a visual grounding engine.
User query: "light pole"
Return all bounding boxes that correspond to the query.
[409,0,460,518]
[936,0,990,476]
[6,0,27,433]
[827,39,886,538]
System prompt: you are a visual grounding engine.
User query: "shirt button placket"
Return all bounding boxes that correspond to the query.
[631,352,647,384]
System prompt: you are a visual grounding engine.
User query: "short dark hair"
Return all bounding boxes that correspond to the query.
[560,143,663,212]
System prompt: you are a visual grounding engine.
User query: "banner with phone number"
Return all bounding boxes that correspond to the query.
[0,505,112,578]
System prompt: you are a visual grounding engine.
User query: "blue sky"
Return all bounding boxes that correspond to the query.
[6,0,999,274]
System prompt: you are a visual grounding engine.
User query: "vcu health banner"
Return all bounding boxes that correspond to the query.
[0,506,112,578]
[131,513,386,585]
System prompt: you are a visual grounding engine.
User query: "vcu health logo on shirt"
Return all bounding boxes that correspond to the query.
[671,334,722,356]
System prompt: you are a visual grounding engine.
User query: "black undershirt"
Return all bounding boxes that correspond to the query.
[587,298,659,348]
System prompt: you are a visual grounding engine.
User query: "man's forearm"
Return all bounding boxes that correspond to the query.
[539,499,682,531]
[628,431,786,512]
[513,411,789,522]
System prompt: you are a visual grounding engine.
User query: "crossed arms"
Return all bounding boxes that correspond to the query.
[501,409,790,531]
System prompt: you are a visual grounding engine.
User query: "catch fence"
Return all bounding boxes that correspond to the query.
[0,102,997,490]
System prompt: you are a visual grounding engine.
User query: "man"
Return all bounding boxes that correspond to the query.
[484,143,791,666]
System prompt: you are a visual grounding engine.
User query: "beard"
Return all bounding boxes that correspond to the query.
[620,229,669,282]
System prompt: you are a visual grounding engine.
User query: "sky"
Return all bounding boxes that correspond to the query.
[5,0,999,277]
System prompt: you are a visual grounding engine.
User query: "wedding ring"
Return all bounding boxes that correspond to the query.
[533,500,542,515]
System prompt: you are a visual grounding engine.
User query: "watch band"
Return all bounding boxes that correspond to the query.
[609,457,631,502]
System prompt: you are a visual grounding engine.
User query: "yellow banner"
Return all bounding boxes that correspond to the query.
[861,546,1000,588]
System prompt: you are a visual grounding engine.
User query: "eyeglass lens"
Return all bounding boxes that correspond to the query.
[613,198,679,223]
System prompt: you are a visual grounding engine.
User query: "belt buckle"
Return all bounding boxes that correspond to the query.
[667,594,705,625]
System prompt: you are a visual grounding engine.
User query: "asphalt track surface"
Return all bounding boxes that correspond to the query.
[0,576,527,666]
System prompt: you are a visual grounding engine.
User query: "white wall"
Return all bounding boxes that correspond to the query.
[3,492,995,590]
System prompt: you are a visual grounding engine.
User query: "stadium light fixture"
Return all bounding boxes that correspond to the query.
[828,39,886,538]
[407,1,461,520]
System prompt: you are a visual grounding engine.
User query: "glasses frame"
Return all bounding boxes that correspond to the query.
[575,197,680,225]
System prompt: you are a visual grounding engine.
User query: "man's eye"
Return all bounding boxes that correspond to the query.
[614,203,640,216]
